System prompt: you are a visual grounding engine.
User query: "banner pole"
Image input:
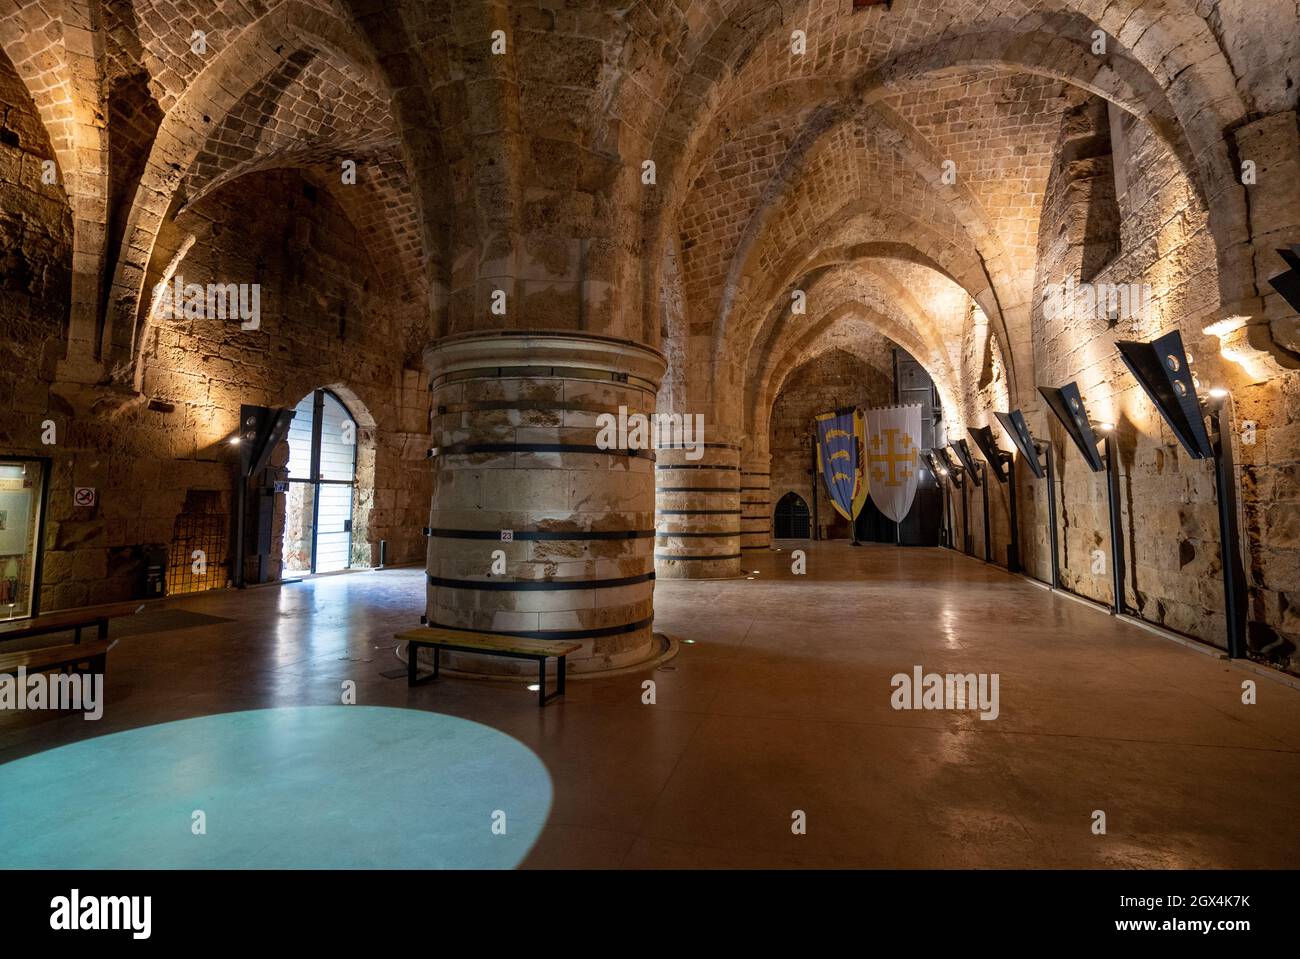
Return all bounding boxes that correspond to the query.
[961,476,971,555]
[980,463,992,563]
[851,410,863,546]
[809,434,820,541]
[1005,453,1020,572]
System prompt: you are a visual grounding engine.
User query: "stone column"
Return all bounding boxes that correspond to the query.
[423,330,666,674]
[654,425,743,579]
[1209,109,1300,370]
[740,441,772,552]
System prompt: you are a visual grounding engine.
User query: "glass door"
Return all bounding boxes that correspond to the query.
[282,390,357,575]
[313,482,354,573]
[0,458,49,620]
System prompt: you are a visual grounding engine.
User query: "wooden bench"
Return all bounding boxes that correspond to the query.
[396,627,582,707]
[0,639,113,680]
[0,600,147,647]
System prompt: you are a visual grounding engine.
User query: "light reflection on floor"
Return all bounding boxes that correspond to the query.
[0,705,551,869]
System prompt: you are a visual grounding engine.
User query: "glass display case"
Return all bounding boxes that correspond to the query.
[0,458,49,620]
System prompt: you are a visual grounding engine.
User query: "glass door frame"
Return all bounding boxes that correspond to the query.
[287,389,357,575]
[0,455,51,620]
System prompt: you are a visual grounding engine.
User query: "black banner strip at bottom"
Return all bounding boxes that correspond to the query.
[11,869,1286,945]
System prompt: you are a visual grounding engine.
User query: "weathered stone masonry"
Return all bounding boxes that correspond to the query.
[0,1,1296,673]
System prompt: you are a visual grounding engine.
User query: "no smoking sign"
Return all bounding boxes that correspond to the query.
[73,487,96,507]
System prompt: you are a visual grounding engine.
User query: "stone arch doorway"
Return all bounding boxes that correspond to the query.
[773,492,811,540]
[282,388,367,574]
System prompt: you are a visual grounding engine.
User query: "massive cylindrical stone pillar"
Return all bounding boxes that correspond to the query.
[740,446,772,551]
[654,425,743,579]
[423,331,666,674]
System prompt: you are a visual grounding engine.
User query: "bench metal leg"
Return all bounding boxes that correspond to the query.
[407,642,440,687]
[538,655,566,707]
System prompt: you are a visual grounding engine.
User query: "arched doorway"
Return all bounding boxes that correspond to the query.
[773,492,811,539]
[282,389,358,574]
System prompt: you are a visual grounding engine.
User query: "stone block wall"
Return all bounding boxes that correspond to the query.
[0,52,72,423]
[1,158,431,612]
[1027,95,1300,666]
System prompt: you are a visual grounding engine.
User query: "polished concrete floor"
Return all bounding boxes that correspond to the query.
[0,706,551,868]
[2,541,1298,868]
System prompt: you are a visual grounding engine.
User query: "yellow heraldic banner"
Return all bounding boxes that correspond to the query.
[865,404,923,523]
[814,410,870,522]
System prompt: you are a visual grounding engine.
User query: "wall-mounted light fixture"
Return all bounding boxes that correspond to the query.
[968,425,1019,572]
[922,450,954,549]
[968,426,1012,483]
[936,448,971,555]
[1203,390,1248,659]
[994,411,1042,478]
[938,447,964,486]
[920,449,943,477]
[949,439,989,562]
[1039,383,1123,614]
[1115,329,1213,458]
[1268,244,1300,313]
[1113,330,1247,657]
[995,410,1058,588]
[1037,384,1105,473]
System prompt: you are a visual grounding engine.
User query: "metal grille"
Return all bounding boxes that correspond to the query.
[774,493,811,539]
[167,493,229,595]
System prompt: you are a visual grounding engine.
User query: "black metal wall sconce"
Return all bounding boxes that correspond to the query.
[1115,329,1246,658]
[936,447,972,555]
[921,450,954,550]
[968,425,1019,572]
[948,439,988,562]
[1267,243,1300,313]
[1038,382,1125,617]
[1037,382,1105,471]
[995,410,1057,588]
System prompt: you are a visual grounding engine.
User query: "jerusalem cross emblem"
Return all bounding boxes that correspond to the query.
[869,428,915,487]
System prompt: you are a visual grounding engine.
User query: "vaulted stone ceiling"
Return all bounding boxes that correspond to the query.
[5,1,1293,379]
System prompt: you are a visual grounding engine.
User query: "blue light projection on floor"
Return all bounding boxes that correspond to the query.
[0,706,551,869]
